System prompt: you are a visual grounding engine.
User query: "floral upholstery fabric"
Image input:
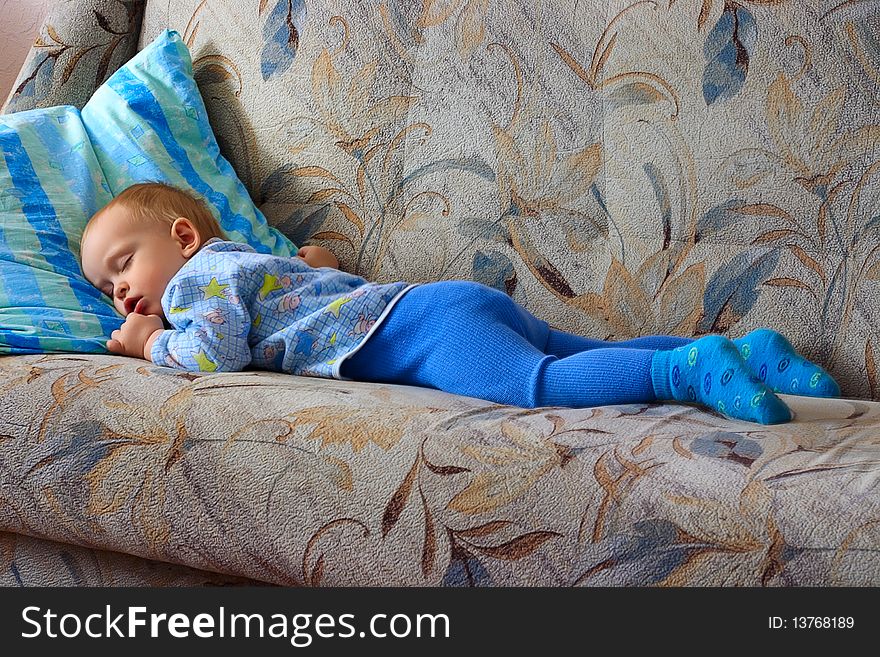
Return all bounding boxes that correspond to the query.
[1,354,879,586]
[0,531,259,586]
[2,0,145,113]
[1,0,879,585]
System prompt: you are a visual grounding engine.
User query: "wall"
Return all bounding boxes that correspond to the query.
[1,0,53,104]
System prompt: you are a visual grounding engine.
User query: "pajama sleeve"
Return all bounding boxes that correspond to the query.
[150,271,253,373]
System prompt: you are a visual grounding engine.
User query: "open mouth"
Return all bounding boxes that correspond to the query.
[125,296,145,315]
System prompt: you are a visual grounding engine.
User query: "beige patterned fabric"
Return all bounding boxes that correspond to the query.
[1,354,879,586]
[2,0,145,113]
[1,0,879,585]
[0,531,260,586]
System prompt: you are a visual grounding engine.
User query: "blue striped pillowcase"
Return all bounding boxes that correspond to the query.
[1,30,297,355]
[0,106,122,354]
[81,29,296,257]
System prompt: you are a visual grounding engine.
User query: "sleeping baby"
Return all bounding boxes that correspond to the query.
[79,182,841,424]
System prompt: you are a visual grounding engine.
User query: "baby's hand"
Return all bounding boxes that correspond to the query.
[297,245,339,269]
[108,313,165,361]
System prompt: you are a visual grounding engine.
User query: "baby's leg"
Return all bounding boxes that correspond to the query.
[449,287,694,357]
[341,281,790,422]
[341,281,658,407]
[545,329,692,358]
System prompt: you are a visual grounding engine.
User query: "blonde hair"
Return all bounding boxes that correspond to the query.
[82,182,226,247]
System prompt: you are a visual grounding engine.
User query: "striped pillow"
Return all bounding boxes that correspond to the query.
[0,106,122,354]
[81,29,296,256]
[0,30,296,355]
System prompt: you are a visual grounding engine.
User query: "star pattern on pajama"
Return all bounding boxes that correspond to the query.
[199,277,228,300]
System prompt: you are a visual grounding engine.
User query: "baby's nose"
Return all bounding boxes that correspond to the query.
[115,283,128,299]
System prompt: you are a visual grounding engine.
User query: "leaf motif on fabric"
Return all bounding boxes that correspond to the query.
[470,530,562,560]
[193,55,243,96]
[690,431,763,467]
[293,404,426,452]
[697,0,715,31]
[259,164,306,204]
[456,520,516,538]
[699,248,781,333]
[261,0,308,81]
[382,455,420,538]
[441,543,491,586]
[455,0,490,59]
[472,250,517,296]
[94,11,121,36]
[96,36,126,87]
[558,143,602,201]
[702,1,757,105]
[319,453,353,491]
[634,251,671,302]
[696,200,794,244]
[275,204,332,247]
[658,262,705,335]
[644,163,672,251]
[302,518,370,586]
[672,437,693,459]
[131,469,171,549]
[507,222,576,299]
[720,148,778,189]
[448,421,563,514]
[762,276,816,300]
[419,489,438,576]
[811,87,845,154]
[662,493,763,552]
[788,245,827,285]
[603,258,652,335]
[606,81,667,111]
[767,73,807,172]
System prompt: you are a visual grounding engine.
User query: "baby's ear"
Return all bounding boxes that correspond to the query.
[171,217,202,257]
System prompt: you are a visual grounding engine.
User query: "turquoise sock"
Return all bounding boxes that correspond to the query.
[732,328,840,398]
[650,335,792,424]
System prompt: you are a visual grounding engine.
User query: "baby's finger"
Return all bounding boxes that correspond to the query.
[106,339,122,353]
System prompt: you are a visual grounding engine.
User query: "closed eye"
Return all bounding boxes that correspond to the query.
[121,254,132,272]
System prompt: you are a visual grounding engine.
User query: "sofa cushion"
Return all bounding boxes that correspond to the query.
[1,352,878,585]
[0,105,121,354]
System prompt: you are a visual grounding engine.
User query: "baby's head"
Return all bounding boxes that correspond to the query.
[80,182,226,319]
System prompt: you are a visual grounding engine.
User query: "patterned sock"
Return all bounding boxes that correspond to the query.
[650,335,792,424]
[732,328,840,398]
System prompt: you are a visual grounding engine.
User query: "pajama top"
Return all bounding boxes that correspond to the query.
[150,238,417,377]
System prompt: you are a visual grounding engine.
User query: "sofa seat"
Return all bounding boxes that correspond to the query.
[2,353,878,585]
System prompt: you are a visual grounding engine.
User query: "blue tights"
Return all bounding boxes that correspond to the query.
[340,281,692,408]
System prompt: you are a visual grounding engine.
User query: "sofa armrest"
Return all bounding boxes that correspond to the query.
[1,0,145,114]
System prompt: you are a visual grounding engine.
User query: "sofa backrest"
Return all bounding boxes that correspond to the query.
[6,0,880,399]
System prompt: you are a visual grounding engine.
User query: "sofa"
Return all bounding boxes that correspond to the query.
[1,0,878,586]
